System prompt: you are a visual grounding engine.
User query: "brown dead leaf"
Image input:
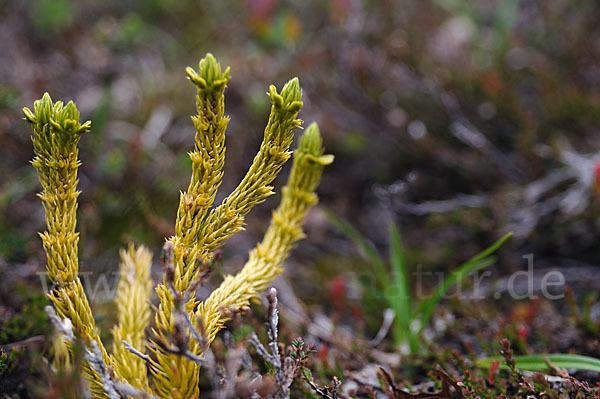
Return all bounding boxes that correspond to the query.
[377,367,464,399]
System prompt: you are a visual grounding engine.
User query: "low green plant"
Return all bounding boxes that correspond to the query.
[0,285,50,345]
[326,211,512,353]
[470,339,600,397]
[477,353,600,373]
[0,349,14,376]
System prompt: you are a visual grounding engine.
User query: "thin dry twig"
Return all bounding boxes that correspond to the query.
[85,341,119,399]
[122,339,149,362]
[305,377,341,399]
[369,308,395,347]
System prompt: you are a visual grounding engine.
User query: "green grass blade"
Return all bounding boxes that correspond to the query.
[324,209,389,293]
[388,222,414,350]
[417,257,495,333]
[477,353,600,373]
[463,232,513,266]
[417,232,513,333]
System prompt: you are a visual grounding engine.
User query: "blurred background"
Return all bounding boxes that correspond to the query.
[2,0,600,392]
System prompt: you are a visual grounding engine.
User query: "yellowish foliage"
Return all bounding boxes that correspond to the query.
[25,53,332,399]
[24,94,111,398]
[111,244,153,392]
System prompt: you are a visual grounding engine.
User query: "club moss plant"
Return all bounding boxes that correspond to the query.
[24,53,333,398]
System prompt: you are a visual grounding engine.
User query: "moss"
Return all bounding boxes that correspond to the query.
[0,285,50,345]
